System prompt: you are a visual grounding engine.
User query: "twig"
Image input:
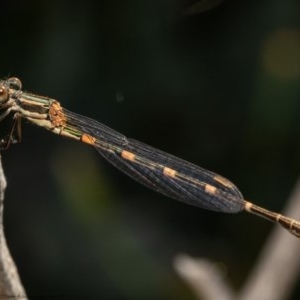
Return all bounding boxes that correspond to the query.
[174,255,236,300]
[0,154,27,299]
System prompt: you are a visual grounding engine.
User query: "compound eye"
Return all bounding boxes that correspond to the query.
[0,85,8,103]
[7,77,22,90]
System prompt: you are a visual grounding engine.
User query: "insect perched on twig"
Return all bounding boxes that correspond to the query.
[0,77,299,237]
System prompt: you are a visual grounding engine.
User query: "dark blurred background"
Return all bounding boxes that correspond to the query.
[1,0,300,299]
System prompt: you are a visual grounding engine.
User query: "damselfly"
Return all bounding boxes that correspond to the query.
[0,77,299,237]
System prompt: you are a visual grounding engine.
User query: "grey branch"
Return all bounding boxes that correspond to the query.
[174,255,235,300]
[0,155,27,299]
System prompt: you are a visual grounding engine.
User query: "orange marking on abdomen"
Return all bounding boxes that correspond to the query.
[121,150,136,161]
[204,184,217,195]
[81,133,96,145]
[163,167,177,178]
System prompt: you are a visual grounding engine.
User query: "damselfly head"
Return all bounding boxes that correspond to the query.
[0,84,8,104]
[0,77,22,104]
[7,77,22,90]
